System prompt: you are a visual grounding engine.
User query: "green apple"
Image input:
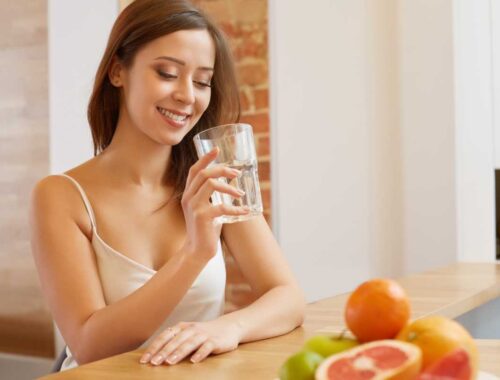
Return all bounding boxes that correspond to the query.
[304,334,359,358]
[279,350,323,380]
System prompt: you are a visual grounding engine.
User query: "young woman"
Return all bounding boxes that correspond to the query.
[30,0,304,371]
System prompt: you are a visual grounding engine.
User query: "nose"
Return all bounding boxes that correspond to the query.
[173,78,195,105]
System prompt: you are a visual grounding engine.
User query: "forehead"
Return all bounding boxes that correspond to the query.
[135,29,215,67]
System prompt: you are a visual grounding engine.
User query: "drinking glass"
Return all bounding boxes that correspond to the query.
[193,123,263,224]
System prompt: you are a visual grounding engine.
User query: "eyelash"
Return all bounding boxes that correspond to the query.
[157,71,211,88]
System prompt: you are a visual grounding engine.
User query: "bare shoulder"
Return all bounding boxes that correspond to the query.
[30,174,93,239]
[31,174,82,211]
[33,174,74,194]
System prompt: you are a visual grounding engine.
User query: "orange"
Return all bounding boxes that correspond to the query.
[345,278,411,343]
[396,315,478,378]
[315,340,422,380]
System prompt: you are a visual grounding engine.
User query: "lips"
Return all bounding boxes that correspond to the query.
[156,106,191,128]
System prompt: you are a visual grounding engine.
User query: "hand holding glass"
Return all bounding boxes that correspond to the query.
[193,123,263,224]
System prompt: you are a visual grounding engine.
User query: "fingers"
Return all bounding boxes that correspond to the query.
[149,328,197,366]
[185,148,219,189]
[184,165,242,202]
[190,340,215,363]
[206,203,250,219]
[164,333,207,365]
[140,326,180,364]
[192,177,245,204]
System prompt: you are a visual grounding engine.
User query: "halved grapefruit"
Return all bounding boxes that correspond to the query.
[396,315,478,377]
[417,348,471,380]
[315,340,421,380]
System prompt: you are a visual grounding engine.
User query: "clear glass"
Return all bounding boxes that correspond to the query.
[193,123,263,224]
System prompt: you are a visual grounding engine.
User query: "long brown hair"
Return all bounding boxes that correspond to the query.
[88,0,240,197]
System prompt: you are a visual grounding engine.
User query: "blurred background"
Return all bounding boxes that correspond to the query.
[1,0,499,378]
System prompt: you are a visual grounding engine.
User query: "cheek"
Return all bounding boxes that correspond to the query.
[190,95,211,128]
[126,74,159,111]
[196,91,212,115]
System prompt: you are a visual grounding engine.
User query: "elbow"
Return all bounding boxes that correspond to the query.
[70,322,145,366]
[294,288,306,327]
[69,318,102,365]
[72,339,143,366]
[70,335,105,366]
[284,284,306,329]
[70,340,95,366]
[72,350,93,367]
[296,304,306,328]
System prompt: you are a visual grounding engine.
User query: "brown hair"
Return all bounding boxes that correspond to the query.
[88,0,240,197]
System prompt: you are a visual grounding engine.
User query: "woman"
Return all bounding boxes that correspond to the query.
[30,0,304,371]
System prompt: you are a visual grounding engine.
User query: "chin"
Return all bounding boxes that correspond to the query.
[150,120,197,147]
[157,133,187,147]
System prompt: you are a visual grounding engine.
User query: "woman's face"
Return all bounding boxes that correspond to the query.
[115,29,215,146]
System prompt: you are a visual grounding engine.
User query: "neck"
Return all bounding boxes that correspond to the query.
[97,109,172,190]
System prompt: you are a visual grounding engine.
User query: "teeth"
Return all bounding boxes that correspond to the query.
[158,107,188,122]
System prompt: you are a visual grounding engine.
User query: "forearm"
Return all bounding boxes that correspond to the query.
[220,285,306,344]
[75,249,207,364]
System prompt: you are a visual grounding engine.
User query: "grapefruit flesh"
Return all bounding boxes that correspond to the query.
[315,340,421,380]
[417,348,471,380]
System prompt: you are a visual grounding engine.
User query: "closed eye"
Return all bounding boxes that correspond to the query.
[158,70,211,88]
[158,71,177,80]
[193,80,211,88]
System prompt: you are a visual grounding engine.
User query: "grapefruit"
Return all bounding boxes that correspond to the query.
[345,279,411,342]
[315,340,422,380]
[417,348,472,380]
[396,316,478,378]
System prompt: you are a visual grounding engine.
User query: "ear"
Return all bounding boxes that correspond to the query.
[108,56,124,87]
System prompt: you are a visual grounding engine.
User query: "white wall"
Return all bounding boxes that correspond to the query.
[454,0,496,262]
[49,0,118,174]
[365,0,404,279]
[270,1,373,301]
[271,0,498,302]
[398,0,457,273]
[48,0,119,352]
[491,0,500,168]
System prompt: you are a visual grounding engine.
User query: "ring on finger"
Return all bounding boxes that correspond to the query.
[166,327,178,336]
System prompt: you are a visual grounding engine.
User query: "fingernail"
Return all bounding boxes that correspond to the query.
[237,189,245,196]
[139,353,151,364]
[151,355,163,365]
[190,355,200,363]
[231,169,242,176]
[166,354,178,365]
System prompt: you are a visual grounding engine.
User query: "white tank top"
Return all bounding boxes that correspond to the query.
[58,174,226,371]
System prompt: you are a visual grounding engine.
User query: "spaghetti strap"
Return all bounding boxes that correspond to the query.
[58,174,97,229]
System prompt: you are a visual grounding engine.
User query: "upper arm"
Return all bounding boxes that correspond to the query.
[29,176,106,355]
[221,215,300,297]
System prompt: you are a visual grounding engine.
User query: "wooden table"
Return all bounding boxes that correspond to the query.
[39,262,500,379]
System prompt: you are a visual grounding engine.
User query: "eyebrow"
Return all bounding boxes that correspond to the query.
[154,56,214,71]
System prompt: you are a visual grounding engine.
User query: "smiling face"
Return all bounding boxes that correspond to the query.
[111,29,216,146]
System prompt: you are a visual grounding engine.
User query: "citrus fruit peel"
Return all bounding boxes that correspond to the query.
[345,279,411,343]
[315,339,422,380]
[396,315,478,378]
